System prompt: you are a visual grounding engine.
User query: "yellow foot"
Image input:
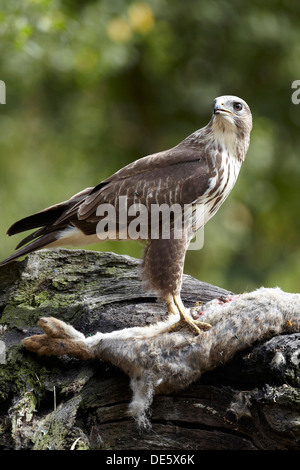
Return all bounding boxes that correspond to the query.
[194,319,212,331]
[167,295,212,335]
[170,317,211,335]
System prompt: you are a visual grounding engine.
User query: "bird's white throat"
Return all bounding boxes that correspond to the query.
[212,116,248,162]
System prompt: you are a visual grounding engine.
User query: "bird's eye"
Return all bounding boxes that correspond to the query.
[233,102,243,111]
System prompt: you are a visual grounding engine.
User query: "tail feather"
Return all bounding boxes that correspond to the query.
[1,187,93,267]
[0,232,59,267]
[14,226,56,249]
[7,187,93,237]
[15,228,46,250]
[7,207,67,236]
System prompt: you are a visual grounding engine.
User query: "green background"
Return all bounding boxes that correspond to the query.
[1,0,300,294]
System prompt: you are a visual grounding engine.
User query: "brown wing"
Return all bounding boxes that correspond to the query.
[0,139,215,265]
[55,143,213,234]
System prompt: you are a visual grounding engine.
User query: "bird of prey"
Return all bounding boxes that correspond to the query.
[0,95,252,335]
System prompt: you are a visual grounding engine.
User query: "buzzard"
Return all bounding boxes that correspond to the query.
[0,95,252,335]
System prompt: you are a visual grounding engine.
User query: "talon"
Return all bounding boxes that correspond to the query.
[194,320,212,331]
[170,317,201,335]
[167,294,210,335]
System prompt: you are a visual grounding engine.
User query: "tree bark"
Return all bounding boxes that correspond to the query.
[0,248,299,450]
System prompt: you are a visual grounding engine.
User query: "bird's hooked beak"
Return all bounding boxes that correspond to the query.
[213,101,233,116]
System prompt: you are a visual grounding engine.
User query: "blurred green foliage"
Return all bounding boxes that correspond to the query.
[1,0,300,293]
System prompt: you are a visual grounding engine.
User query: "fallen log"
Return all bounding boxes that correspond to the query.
[0,248,300,450]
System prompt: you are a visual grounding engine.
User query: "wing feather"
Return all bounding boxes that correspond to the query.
[68,145,212,228]
[2,137,216,256]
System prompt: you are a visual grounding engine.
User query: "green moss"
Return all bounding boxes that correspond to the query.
[0,344,47,402]
[32,395,83,450]
[10,391,38,440]
[0,249,141,330]
[33,419,70,450]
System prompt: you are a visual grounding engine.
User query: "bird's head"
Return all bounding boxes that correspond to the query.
[211,95,252,159]
[212,95,252,135]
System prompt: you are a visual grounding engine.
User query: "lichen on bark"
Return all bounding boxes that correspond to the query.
[0,248,300,450]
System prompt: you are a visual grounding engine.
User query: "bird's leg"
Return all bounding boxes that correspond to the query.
[166,296,178,316]
[167,294,212,335]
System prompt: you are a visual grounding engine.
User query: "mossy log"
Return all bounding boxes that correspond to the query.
[0,248,300,451]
